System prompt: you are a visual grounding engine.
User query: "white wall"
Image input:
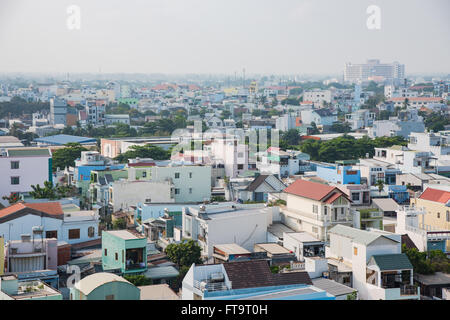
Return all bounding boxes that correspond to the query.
[0,155,50,206]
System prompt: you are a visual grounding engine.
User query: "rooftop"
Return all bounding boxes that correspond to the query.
[0,202,63,219]
[74,272,132,295]
[6,148,51,157]
[370,253,413,271]
[105,230,146,240]
[312,278,355,297]
[138,284,179,300]
[34,134,97,145]
[419,187,450,204]
[214,244,251,255]
[329,225,399,246]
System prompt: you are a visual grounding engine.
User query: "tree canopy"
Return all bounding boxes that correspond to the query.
[299,135,407,163]
[52,143,88,171]
[114,144,170,163]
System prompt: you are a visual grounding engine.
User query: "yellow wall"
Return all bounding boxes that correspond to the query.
[0,237,4,276]
[411,198,450,250]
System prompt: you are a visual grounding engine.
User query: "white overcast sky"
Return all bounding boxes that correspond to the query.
[0,0,449,75]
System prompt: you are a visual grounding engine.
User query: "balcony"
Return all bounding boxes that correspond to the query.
[400,284,418,296]
[193,280,230,293]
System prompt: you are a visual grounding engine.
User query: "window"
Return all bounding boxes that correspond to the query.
[324,207,328,215]
[312,205,318,214]
[175,188,180,195]
[104,249,107,256]
[142,171,147,178]
[46,230,57,239]
[10,161,19,169]
[189,188,192,194]
[175,172,180,179]
[354,247,358,255]
[115,252,118,261]
[437,212,440,219]
[105,295,115,300]
[352,193,360,201]
[68,229,80,239]
[447,211,450,222]
[11,177,19,185]
[237,164,244,170]
[238,152,244,158]
[88,226,95,238]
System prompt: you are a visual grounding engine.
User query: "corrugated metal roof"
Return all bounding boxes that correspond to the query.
[312,278,355,297]
[144,266,179,280]
[329,225,399,246]
[7,148,51,157]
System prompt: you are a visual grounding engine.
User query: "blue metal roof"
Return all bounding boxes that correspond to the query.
[34,134,97,145]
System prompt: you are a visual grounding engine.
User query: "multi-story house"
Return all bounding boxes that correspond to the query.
[408,131,450,157]
[410,186,450,252]
[74,151,125,202]
[102,230,148,275]
[281,179,354,241]
[181,260,333,300]
[182,204,275,261]
[315,161,361,185]
[302,90,333,105]
[85,100,106,126]
[133,162,212,203]
[0,147,52,207]
[0,202,100,245]
[396,205,450,252]
[4,235,58,273]
[327,225,420,300]
[359,156,402,186]
[257,147,308,178]
[345,109,376,130]
[208,137,248,178]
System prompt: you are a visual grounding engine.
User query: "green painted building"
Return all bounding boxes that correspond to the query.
[102,230,148,274]
[70,272,140,300]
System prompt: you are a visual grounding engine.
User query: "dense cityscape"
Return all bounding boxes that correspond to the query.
[0,0,449,308]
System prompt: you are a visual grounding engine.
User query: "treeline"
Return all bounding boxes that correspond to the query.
[299,135,407,163]
[0,97,49,118]
[114,144,171,163]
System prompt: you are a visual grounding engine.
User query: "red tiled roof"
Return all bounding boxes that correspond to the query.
[324,192,343,204]
[283,179,335,201]
[0,202,63,218]
[389,97,442,102]
[419,188,450,204]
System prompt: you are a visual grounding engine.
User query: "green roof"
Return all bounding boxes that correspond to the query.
[7,148,51,157]
[370,253,413,271]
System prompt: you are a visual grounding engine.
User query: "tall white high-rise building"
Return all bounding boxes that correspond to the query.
[344,60,405,84]
[49,98,67,125]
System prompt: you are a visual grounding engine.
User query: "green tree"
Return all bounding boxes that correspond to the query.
[114,144,170,163]
[376,180,384,193]
[165,239,202,269]
[52,143,88,171]
[112,217,127,230]
[123,274,152,286]
[280,129,301,148]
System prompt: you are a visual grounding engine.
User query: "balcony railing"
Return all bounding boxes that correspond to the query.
[193,280,230,292]
[400,284,418,296]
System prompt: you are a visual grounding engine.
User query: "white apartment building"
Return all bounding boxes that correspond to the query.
[345,109,376,130]
[327,225,420,300]
[344,60,405,83]
[208,137,248,178]
[85,100,106,125]
[108,180,175,212]
[408,131,450,157]
[281,179,354,241]
[0,148,52,207]
[303,90,333,105]
[182,204,275,260]
[384,85,418,99]
[128,162,212,203]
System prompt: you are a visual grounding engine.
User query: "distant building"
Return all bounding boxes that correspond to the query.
[0,274,62,300]
[50,98,67,126]
[344,60,405,83]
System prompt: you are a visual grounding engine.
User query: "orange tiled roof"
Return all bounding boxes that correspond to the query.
[0,202,63,218]
[419,188,450,204]
[284,179,335,201]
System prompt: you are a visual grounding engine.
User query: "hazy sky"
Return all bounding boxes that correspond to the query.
[0,0,449,75]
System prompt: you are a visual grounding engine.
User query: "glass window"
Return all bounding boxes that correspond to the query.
[68,229,80,239]
[11,177,20,185]
[88,226,95,238]
[175,172,180,179]
[11,161,19,169]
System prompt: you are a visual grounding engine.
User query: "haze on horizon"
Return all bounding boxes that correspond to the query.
[0,0,449,76]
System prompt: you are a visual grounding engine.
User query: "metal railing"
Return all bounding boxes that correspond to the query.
[400,284,418,296]
[193,280,229,292]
